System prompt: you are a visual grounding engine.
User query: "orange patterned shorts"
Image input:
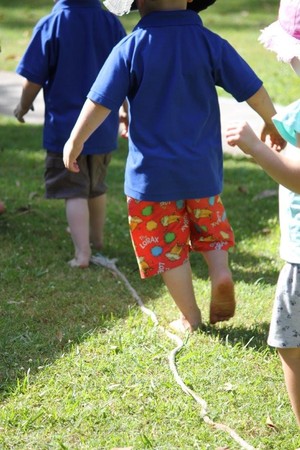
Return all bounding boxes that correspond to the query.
[127,195,235,279]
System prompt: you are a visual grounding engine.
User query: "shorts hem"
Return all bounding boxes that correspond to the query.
[268,339,300,348]
[139,257,189,279]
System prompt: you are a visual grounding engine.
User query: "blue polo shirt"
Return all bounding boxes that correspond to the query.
[16,0,126,154]
[88,10,263,201]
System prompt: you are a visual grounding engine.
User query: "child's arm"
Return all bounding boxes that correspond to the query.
[119,100,129,139]
[246,85,286,152]
[14,79,42,123]
[226,121,300,193]
[63,99,111,173]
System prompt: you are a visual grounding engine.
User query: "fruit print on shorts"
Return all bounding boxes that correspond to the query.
[127,196,234,278]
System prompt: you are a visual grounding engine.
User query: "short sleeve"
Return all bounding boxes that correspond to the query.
[272,100,300,147]
[16,18,54,85]
[88,42,130,111]
[214,38,263,102]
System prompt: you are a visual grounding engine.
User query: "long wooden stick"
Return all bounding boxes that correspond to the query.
[91,254,256,450]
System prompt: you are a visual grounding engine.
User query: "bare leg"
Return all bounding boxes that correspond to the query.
[278,348,300,427]
[202,249,235,325]
[65,198,91,268]
[161,261,202,332]
[88,194,106,250]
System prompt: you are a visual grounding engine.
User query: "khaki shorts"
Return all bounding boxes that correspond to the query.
[45,152,112,199]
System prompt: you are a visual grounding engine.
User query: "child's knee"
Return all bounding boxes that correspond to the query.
[278,347,300,363]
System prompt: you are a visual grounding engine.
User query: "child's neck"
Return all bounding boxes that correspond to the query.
[140,0,187,17]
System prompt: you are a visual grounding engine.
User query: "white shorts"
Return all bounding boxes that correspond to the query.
[268,263,300,348]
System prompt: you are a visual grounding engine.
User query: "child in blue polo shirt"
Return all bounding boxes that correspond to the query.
[14,0,126,268]
[63,0,285,331]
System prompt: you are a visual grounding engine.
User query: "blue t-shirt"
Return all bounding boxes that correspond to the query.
[16,0,126,154]
[88,10,262,201]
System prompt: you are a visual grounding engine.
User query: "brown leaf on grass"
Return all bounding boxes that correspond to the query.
[266,415,279,431]
[238,185,248,194]
[253,189,277,200]
[5,54,18,61]
[261,227,271,235]
[56,330,63,342]
[216,447,230,450]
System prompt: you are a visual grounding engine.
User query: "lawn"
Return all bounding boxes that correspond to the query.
[1,1,300,449]
[0,117,298,448]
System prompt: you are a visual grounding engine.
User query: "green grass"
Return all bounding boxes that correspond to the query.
[1,115,300,449]
[1,2,300,449]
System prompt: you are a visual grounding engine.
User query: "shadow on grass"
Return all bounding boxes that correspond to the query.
[0,123,164,400]
[190,250,279,288]
[0,121,280,400]
[202,322,272,352]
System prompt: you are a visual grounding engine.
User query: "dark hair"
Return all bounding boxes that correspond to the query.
[188,0,217,12]
[130,0,217,12]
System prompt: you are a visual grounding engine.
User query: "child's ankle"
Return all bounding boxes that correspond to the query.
[170,314,202,333]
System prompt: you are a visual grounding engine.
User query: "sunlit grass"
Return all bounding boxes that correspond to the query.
[1,114,299,448]
[1,1,300,448]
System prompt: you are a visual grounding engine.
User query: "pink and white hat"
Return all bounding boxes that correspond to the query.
[259,0,300,67]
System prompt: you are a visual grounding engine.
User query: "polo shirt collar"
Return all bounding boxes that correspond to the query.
[134,9,202,30]
[53,0,101,9]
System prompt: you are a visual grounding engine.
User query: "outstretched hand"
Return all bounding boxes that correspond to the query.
[226,121,287,156]
[225,121,261,155]
[260,122,286,152]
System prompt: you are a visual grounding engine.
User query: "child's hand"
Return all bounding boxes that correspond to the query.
[226,121,261,155]
[63,139,82,173]
[13,103,34,123]
[261,122,286,152]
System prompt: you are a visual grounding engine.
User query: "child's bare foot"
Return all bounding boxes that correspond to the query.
[68,257,90,268]
[210,277,235,325]
[90,240,103,251]
[169,316,202,334]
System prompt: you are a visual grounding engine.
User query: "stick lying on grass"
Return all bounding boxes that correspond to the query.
[91,254,256,450]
